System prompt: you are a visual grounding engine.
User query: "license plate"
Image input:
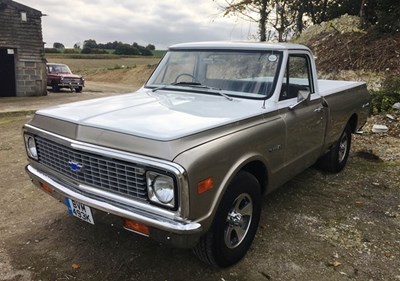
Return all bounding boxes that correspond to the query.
[65,198,95,225]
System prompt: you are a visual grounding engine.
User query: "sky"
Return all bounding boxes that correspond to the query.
[17,0,258,49]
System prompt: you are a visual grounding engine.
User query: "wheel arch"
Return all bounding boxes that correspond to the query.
[240,160,268,195]
[348,113,358,133]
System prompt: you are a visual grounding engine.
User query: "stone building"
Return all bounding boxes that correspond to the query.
[0,0,46,97]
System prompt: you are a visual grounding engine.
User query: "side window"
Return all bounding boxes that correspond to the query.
[280,55,313,101]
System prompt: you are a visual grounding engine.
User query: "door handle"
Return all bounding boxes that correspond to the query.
[314,107,324,113]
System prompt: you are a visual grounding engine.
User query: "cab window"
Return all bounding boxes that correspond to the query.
[280,55,313,101]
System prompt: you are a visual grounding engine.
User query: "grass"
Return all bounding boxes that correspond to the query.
[46,56,160,75]
[152,50,167,58]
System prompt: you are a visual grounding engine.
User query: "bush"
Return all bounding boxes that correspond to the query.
[138,46,153,56]
[63,48,79,54]
[114,44,139,55]
[45,48,60,53]
[81,48,108,54]
[371,75,400,114]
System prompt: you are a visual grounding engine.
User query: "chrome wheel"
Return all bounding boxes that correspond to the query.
[338,133,348,163]
[224,193,253,249]
[193,171,261,267]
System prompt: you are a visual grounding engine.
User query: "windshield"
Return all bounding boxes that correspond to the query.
[48,64,72,74]
[146,50,283,99]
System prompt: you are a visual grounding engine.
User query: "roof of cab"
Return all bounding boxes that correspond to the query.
[169,41,311,52]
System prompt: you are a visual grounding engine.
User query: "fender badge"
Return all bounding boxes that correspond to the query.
[268,144,282,153]
[68,161,84,172]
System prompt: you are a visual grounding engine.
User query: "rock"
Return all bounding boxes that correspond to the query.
[72,263,81,270]
[372,124,388,133]
[393,103,400,110]
[386,114,396,121]
[384,211,396,218]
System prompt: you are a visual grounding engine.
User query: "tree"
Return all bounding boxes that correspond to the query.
[83,39,98,49]
[216,0,271,41]
[53,42,64,49]
[374,0,400,33]
[114,44,139,55]
[270,0,296,41]
[73,42,81,49]
[138,46,153,56]
[216,0,368,41]
[146,44,156,51]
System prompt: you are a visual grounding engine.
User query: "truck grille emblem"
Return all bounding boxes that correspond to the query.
[68,161,84,172]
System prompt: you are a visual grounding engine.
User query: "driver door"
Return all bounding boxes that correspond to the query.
[278,54,326,177]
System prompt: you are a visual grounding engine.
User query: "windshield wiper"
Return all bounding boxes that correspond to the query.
[151,82,201,92]
[151,82,233,101]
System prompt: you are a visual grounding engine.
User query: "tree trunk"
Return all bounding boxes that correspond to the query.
[360,0,375,29]
[259,0,269,41]
[296,3,305,35]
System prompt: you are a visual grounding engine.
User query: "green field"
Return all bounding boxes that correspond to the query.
[46,55,160,76]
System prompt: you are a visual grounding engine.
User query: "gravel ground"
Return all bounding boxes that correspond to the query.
[0,99,399,280]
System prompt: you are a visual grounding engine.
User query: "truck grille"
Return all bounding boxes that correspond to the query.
[62,78,81,85]
[35,136,148,200]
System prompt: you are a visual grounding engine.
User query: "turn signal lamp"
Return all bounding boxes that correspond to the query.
[39,182,52,194]
[197,177,214,194]
[122,219,149,236]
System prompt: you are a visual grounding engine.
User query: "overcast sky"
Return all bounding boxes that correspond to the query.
[17,0,258,49]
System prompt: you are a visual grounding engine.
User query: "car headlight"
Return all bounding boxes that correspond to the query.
[24,134,38,160]
[146,171,175,208]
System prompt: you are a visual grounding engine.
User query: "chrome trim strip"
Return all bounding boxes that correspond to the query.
[362,102,370,109]
[26,165,202,234]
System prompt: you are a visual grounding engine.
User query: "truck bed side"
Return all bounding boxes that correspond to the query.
[318,80,370,150]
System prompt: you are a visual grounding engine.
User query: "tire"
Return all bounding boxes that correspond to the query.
[193,171,261,267]
[51,81,59,92]
[75,86,83,93]
[318,124,352,173]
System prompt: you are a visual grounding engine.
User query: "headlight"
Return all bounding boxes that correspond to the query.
[24,134,38,160]
[146,171,175,208]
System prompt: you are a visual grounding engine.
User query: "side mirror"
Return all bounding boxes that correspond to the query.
[289,90,310,110]
[297,90,310,102]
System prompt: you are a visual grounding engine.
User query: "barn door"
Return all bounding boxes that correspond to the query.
[0,48,16,97]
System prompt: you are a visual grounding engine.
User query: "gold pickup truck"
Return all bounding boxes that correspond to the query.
[24,42,370,267]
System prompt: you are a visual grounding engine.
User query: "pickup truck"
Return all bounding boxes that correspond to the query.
[24,42,370,267]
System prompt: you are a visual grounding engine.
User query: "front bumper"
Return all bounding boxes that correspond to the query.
[58,82,84,88]
[26,164,202,248]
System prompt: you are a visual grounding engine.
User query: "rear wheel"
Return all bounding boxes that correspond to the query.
[318,124,352,173]
[193,171,261,267]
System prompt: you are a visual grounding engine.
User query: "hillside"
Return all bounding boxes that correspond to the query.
[293,15,400,89]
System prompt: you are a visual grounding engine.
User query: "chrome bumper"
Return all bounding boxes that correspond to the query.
[58,82,83,87]
[26,164,202,247]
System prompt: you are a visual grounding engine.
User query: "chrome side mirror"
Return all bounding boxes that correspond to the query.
[289,90,310,110]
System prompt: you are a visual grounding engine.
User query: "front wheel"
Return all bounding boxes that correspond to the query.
[317,124,352,173]
[51,81,59,92]
[193,171,261,267]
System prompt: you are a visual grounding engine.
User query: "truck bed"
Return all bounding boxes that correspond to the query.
[318,79,365,96]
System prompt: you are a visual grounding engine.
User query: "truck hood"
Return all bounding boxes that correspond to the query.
[35,88,266,141]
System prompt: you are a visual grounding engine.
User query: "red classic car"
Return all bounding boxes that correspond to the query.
[46,63,85,93]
